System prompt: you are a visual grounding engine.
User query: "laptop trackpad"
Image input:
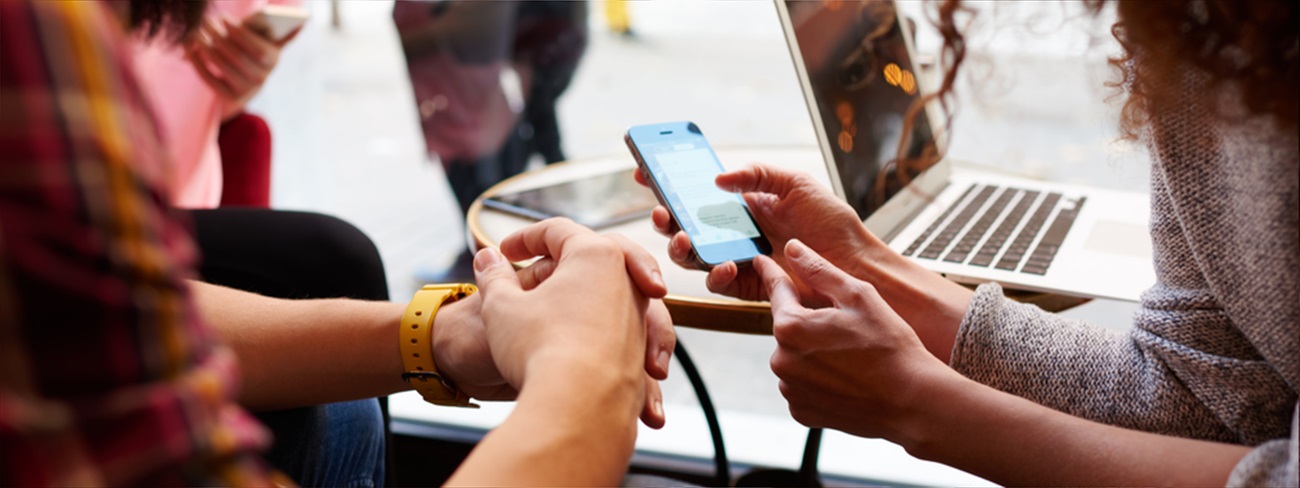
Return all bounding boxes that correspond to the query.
[1083,220,1152,259]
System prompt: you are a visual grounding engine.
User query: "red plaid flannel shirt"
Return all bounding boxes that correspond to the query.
[0,2,274,485]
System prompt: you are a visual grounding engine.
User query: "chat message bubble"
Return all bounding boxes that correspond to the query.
[652,148,760,245]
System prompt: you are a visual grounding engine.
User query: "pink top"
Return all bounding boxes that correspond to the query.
[130,0,273,209]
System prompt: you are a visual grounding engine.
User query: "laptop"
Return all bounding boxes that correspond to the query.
[775,0,1154,301]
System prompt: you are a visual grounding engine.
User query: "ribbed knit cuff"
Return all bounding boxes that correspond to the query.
[948,282,1007,377]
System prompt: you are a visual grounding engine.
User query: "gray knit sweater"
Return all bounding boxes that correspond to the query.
[950,73,1298,486]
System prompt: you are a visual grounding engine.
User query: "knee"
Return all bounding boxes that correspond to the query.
[287,211,389,300]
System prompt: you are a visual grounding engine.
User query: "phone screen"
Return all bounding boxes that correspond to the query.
[626,122,770,267]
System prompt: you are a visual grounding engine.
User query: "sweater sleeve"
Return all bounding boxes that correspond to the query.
[953,282,1296,442]
[952,283,1297,483]
[952,282,1231,440]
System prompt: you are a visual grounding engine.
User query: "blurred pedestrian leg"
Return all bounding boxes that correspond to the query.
[605,0,632,36]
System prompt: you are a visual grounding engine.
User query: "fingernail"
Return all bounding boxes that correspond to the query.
[653,398,664,419]
[474,248,503,272]
[656,349,671,375]
[652,269,665,289]
[786,239,807,259]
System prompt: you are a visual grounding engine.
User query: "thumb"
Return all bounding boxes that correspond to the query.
[754,254,804,314]
[473,248,523,298]
[782,239,864,308]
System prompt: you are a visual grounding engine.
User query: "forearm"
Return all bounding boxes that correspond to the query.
[448,361,641,486]
[900,371,1251,486]
[189,280,409,410]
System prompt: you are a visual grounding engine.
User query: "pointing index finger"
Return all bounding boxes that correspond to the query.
[715,164,805,198]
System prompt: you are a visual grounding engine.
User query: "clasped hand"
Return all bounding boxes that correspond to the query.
[433,218,675,428]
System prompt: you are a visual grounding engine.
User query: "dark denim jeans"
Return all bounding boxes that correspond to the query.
[257,399,385,487]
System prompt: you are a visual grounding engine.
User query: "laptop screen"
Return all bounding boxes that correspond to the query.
[782,0,941,220]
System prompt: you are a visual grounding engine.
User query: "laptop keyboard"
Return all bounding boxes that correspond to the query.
[942,187,1015,264]
[970,189,1038,267]
[902,184,1086,275]
[918,185,996,259]
[994,192,1060,271]
[901,185,975,257]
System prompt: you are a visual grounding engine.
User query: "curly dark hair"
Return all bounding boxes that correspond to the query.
[1093,0,1298,139]
[917,0,1298,145]
[129,0,207,43]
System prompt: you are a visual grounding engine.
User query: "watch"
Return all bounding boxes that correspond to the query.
[400,283,479,408]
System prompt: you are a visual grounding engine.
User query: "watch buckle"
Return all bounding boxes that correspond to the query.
[402,371,454,390]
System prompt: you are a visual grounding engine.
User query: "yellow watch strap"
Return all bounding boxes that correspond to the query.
[400,283,479,408]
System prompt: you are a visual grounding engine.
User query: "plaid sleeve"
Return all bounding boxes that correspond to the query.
[0,2,274,485]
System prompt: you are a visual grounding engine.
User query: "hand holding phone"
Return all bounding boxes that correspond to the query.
[187,6,306,119]
[625,122,772,269]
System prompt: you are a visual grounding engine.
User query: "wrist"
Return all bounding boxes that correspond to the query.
[518,360,643,443]
[523,350,642,414]
[854,245,973,363]
[515,351,643,461]
[427,295,480,386]
[400,284,479,407]
[891,363,973,459]
[525,349,642,391]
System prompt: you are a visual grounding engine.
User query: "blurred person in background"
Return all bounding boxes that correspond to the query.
[394,0,590,282]
[129,1,396,484]
[1,1,674,486]
[394,1,589,218]
[131,0,390,344]
[131,0,298,209]
[647,0,1296,485]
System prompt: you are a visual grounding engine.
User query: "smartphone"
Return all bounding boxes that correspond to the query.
[625,121,771,268]
[247,5,310,42]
